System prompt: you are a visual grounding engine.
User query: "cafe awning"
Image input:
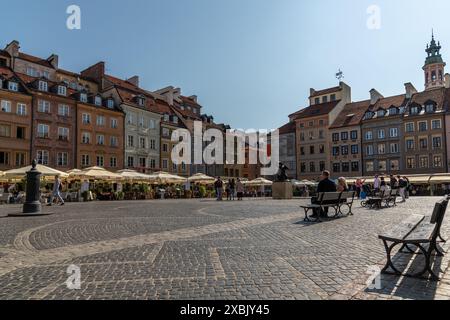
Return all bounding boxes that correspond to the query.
[3,164,69,179]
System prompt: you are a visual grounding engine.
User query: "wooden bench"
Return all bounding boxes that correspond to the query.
[338,191,356,216]
[301,192,352,222]
[378,198,448,280]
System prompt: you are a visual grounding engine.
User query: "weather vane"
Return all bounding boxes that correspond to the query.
[336,69,344,81]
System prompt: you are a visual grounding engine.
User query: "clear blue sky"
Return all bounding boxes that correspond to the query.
[2,0,450,129]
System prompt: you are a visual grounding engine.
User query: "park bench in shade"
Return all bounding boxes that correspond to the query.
[301,191,356,222]
[378,197,448,280]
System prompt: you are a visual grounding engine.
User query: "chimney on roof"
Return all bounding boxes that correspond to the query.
[310,88,316,97]
[81,62,105,83]
[126,76,139,87]
[5,40,20,58]
[404,82,418,99]
[47,54,59,69]
[369,89,384,105]
[189,95,198,103]
[445,74,450,89]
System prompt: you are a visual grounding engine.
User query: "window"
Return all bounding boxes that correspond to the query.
[363,112,373,120]
[406,139,415,150]
[425,104,435,113]
[432,136,442,149]
[433,156,443,168]
[139,157,146,168]
[57,86,67,96]
[37,124,49,138]
[81,154,90,167]
[8,81,18,91]
[333,163,341,173]
[127,113,135,125]
[150,139,156,150]
[110,136,118,147]
[390,160,399,171]
[57,152,68,167]
[341,145,349,155]
[390,143,399,154]
[82,132,91,144]
[150,159,156,169]
[309,162,315,173]
[378,129,385,139]
[319,130,324,139]
[38,100,51,113]
[342,162,350,172]
[389,108,398,116]
[127,135,134,147]
[96,116,105,126]
[309,121,314,127]
[80,93,88,103]
[419,156,429,168]
[137,97,145,106]
[322,96,328,103]
[58,104,69,117]
[149,119,155,129]
[82,113,91,124]
[97,135,105,145]
[351,162,359,172]
[107,99,114,108]
[37,150,49,165]
[139,116,145,127]
[389,128,398,138]
[162,159,169,169]
[111,118,118,129]
[351,145,359,154]
[94,96,102,106]
[58,127,69,141]
[0,124,11,137]
[17,103,27,116]
[15,153,25,167]
[162,128,170,138]
[432,120,442,130]
[405,123,414,133]
[332,133,339,142]
[341,132,349,141]
[310,146,315,154]
[410,105,420,115]
[319,161,326,171]
[26,67,36,76]
[378,160,387,171]
[43,71,50,79]
[377,110,385,118]
[0,152,10,165]
[418,121,428,132]
[365,131,373,140]
[1,100,11,112]
[127,156,134,168]
[139,137,146,149]
[314,97,320,105]
[96,156,104,167]
[319,120,325,126]
[332,146,340,156]
[163,144,168,153]
[173,116,178,124]
[300,163,306,173]
[366,161,374,172]
[366,145,374,156]
[330,94,336,101]
[110,157,117,168]
[38,81,48,92]
[378,144,386,155]
[406,157,415,169]
[350,131,358,140]
[419,138,428,149]
[16,127,26,139]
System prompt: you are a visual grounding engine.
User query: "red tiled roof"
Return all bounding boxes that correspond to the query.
[115,87,156,112]
[15,72,77,96]
[291,100,341,120]
[370,94,406,111]
[18,52,53,68]
[0,66,16,79]
[310,86,342,98]
[410,87,445,106]
[278,121,296,134]
[329,99,371,129]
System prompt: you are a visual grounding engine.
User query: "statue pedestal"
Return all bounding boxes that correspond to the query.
[272,181,293,200]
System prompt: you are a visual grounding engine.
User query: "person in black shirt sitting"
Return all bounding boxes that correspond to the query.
[312,170,337,217]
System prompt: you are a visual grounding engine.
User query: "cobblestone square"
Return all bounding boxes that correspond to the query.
[0,197,449,300]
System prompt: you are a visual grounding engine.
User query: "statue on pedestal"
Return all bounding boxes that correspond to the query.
[276,162,289,182]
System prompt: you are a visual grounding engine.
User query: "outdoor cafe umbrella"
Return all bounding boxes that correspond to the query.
[77,166,123,180]
[147,171,187,184]
[187,173,215,185]
[117,169,151,181]
[245,177,273,187]
[3,164,69,179]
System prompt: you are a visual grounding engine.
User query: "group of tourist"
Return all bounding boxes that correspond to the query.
[214,177,245,201]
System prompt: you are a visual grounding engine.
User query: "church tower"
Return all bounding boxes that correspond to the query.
[423,31,446,90]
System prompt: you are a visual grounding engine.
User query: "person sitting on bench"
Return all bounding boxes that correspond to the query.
[311,171,337,218]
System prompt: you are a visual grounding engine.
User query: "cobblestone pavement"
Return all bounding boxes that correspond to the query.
[0,197,449,300]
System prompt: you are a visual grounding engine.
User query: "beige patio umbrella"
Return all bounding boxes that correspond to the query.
[187,173,215,185]
[117,169,151,181]
[147,171,187,184]
[300,179,317,186]
[78,166,123,180]
[3,164,69,179]
[245,177,273,187]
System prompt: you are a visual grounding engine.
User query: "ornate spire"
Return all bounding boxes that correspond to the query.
[425,31,444,65]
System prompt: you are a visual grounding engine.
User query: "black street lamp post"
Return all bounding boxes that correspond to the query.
[22,159,42,214]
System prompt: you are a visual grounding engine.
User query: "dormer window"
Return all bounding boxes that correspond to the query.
[193,108,197,114]
[80,93,88,103]
[376,110,385,117]
[163,114,170,122]
[107,99,114,108]
[38,80,48,92]
[425,103,435,113]
[94,96,102,106]
[410,105,420,115]
[173,116,178,124]
[363,112,373,120]
[180,105,185,111]
[8,81,18,92]
[57,85,67,96]
[137,96,145,106]
[388,107,398,116]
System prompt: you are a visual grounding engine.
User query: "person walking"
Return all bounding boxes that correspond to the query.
[215,177,223,201]
[48,175,65,206]
[236,178,244,201]
[398,176,407,203]
[226,179,232,200]
[374,175,381,193]
[230,179,236,201]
